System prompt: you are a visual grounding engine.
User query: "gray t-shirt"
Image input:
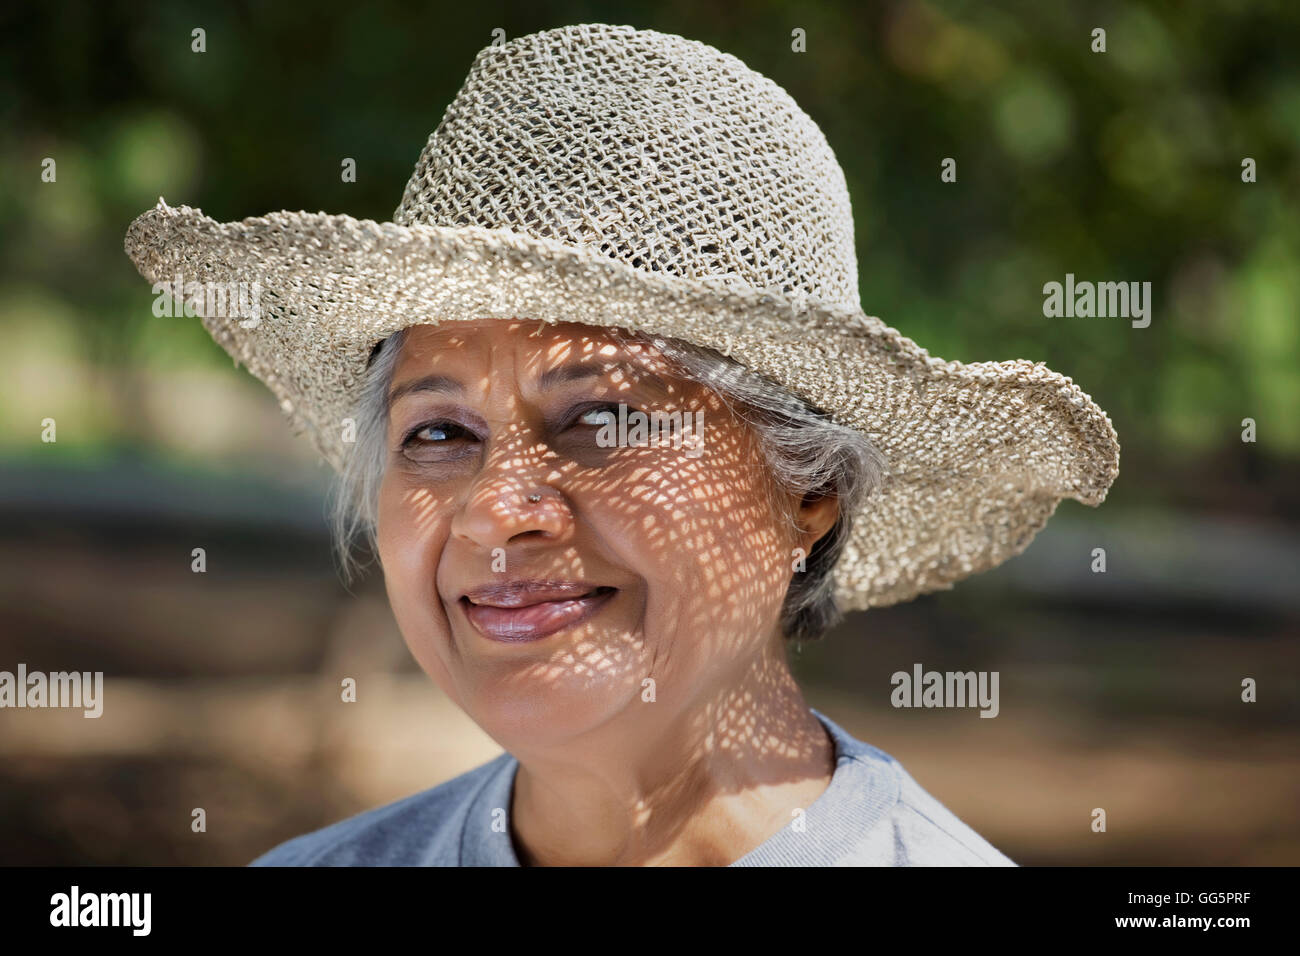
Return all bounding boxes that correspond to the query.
[249,707,1016,866]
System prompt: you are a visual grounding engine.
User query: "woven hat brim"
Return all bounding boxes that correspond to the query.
[124,200,1119,610]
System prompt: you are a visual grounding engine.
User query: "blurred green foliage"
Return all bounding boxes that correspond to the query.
[1,0,1297,490]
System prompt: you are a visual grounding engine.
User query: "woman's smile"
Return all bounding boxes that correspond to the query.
[458,580,619,643]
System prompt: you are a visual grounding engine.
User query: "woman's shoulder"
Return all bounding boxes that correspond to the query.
[247,750,517,866]
[811,708,1017,867]
[863,759,1018,866]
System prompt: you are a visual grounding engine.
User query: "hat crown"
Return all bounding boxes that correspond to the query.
[394,23,860,310]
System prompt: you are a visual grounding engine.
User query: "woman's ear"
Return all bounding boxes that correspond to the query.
[795,491,839,554]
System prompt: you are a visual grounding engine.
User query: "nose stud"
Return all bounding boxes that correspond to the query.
[526,493,542,503]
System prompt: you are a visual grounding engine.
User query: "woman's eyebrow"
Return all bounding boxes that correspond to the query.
[386,374,463,411]
[537,361,670,394]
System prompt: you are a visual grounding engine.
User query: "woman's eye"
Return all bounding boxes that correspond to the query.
[577,405,620,428]
[410,422,469,443]
[400,421,479,461]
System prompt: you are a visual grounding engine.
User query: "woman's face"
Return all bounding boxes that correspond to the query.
[376,319,829,753]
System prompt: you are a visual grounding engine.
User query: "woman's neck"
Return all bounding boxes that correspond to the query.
[506,636,835,866]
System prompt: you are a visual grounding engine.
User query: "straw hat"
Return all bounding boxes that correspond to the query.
[123,22,1119,610]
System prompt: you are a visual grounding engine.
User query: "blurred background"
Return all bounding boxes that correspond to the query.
[1,0,1297,865]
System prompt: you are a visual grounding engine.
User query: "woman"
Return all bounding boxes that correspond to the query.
[124,23,1118,866]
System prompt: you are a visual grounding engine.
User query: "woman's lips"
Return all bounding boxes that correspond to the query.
[460,582,617,643]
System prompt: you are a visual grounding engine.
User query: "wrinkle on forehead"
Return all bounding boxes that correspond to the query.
[391,319,687,398]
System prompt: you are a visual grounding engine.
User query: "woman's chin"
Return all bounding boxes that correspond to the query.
[466,671,649,750]
[401,612,655,747]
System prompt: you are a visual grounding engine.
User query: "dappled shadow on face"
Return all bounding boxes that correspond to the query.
[375,318,833,861]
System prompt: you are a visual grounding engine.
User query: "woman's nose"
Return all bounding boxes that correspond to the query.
[450,446,574,552]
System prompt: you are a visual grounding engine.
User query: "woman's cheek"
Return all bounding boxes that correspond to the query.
[379,525,467,711]
[378,483,452,644]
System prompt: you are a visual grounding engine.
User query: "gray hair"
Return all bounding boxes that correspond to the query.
[329,325,885,643]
